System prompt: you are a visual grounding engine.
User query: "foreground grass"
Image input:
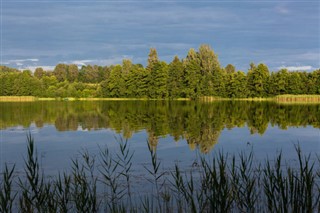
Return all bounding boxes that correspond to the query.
[1,135,319,212]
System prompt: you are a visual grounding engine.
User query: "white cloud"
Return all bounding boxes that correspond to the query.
[8,58,39,63]
[3,58,39,66]
[97,56,133,66]
[21,66,55,72]
[63,57,129,67]
[278,65,314,71]
[70,60,94,66]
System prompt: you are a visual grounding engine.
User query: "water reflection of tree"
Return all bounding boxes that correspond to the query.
[246,102,270,135]
[147,130,159,151]
[1,101,320,153]
[185,127,221,154]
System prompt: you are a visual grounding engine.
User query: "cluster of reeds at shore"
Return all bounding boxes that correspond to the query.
[274,95,320,103]
[1,134,319,212]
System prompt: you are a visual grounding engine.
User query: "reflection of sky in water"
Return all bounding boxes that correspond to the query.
[1,124,319,176]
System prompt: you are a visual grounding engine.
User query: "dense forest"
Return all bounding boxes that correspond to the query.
[1,45,320,98]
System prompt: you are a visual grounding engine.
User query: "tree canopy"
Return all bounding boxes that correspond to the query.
[0,45,319,98]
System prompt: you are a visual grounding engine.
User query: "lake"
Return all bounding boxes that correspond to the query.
[0,100,319,176]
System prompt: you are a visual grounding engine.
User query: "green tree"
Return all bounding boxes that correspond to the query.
[0,72,19,95]
[34,67,44,79]
[299,72,309,94]
[67,64,79,82]
[268,69,289,95]
[226,71,248,98]
[78,65,100,83]
[225,64,236,74]
[122,59,133,75]
[125,64,149,97]
[288,72,303,94]
[183,49,201,98]
[13,71,41,96]
[149,61,168,98]
[314,69,320,94]
[41,76,58,92]
[101,65,125,97]
[211,68,226,97]
[53,64,68,82]
[307,70,319,94]
[247,63,270,97]
[167,56,184,98]
[233,71,248,98]
[198,44,220,75]
[122,59,133,95]
[146,48,159,72]
[198,44,221,96]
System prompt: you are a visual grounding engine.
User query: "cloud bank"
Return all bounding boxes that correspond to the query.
[278,65,314,71]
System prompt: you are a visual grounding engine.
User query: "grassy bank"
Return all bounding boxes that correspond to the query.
[1,135,319,212]
[0,96,36,102]
[200,96,273,101]
[200,95,320,103]
[0,96,190,102]
[274,94,320,103]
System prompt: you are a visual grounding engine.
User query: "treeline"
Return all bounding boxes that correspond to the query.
[1,101,319,153]
[1,44,320,98]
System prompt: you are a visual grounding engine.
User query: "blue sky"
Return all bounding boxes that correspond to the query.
[1,1,319,72]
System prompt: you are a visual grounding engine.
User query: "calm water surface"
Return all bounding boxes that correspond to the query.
[0,101,319,176]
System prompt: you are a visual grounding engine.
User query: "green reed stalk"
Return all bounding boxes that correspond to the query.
[170,164,186,213]
[98,145,124,212]
[18,133,52,212]
[116,137,134,209]
[144,141,165,212]
[231,150,260,213]
[0,164,16,213]
[200,152,234,212]
[70,150,99,213]
[2,134,320,212]
[54,172,71,213]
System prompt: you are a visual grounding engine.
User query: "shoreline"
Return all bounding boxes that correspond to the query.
[0,95,320,103]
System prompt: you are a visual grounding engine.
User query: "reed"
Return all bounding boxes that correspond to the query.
[18,132,53,212]
[274,94,320,103]
[1,135,319,212]
[0,96,36,102]
[115,137,134,208]
[70,150,99,213]
[54,172,71,213]
[0,164,16,213]
[144,141,165,212]
[98,145,122,212]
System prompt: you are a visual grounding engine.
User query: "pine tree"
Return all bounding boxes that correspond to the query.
[149,62,168,98]
[146,48,159,72]
[183,49,201,99]
[247,63,270,97]
[167,56,184,98]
